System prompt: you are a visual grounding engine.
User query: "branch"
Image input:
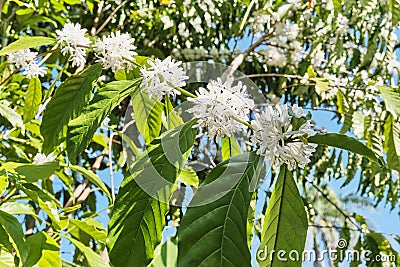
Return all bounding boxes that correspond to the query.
[91,1,105,36]
[108,132,117,203]
[305,177,362,231]
[95,0,128,36]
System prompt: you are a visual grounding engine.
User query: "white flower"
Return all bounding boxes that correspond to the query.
[337,13,349,34]
[8,49,47,78]
[287,0,302,9]
[250,12,270,36]
[286,23,299,41]
[178,22,190,38]
[23,62,47,78]
[250,103,317,171]
[187,77,255,139]
[56,23,91,67]
[8,49,37,68]
[95,31,137,72]
[140,56,188,101]
[190,17,204,34]
[160,16,174,30]
[291,104,305,118]
[312,50,325,67]
[33,153,57,165]
[204,12,212,28]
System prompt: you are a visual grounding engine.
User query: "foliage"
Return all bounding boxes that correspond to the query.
[0,0,399,267]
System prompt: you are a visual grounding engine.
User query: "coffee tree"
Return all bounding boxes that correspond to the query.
[0,0,399,266]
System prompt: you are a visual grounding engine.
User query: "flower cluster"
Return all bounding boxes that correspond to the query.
[8,49,47,78]
[94,31,137,72]
[250,103,317,171]
[140,56,188,101]
[33,153,56,165]
[187,77,255,139]
[56,23,91,67]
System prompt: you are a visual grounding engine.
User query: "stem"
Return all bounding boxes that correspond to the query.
[232,116,253,129]
[43,61,69,100]
[0,186,17,205]
[122,56,142,68]
[304,177,362,231]
[95,0,128,35]
[108,132,116,203]
[167,81,197,98]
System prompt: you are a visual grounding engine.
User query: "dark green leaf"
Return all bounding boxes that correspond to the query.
[178,152,262,267]
[258,165,308,267]
[309,133,381,164]
[41,64,102,154]
[66,80,139,161]
[108,121,197,267]
[0,210,29,265]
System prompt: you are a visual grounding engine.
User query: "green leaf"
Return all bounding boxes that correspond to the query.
[178,166,199,187]
[0,100,23,128]
[151,237,178,267]
[0,36,55,56]
[108,121,197,267]
[163,96,183,130]
[0,202,41,221]
[364,232,397,267]
[68,218,107,243]
[20,183,62,229]
[66,80,139,161]
[65,236,108,267]
[336,90,349,114]
[0,175,8,195]
[308,133,381,164]
[131,91,163,144]
[24,78,42,123]
[257,165,308,267]
[41,64,102,154]
[384,115,400,172]
[68,165,111,201]
[1,161,59,183]
[378,85,400,118]
[0,249,14,267]
[26,232,61,267]
[391,0,400,26]
[0,210,29,265]
[178,152,261,267]
[221,136,242,160]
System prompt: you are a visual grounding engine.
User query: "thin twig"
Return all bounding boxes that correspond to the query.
[95,0,128,36]
[305,177,362,231]
[91,1,105,36]
[108,132,117,203]
[0,69,19,87]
